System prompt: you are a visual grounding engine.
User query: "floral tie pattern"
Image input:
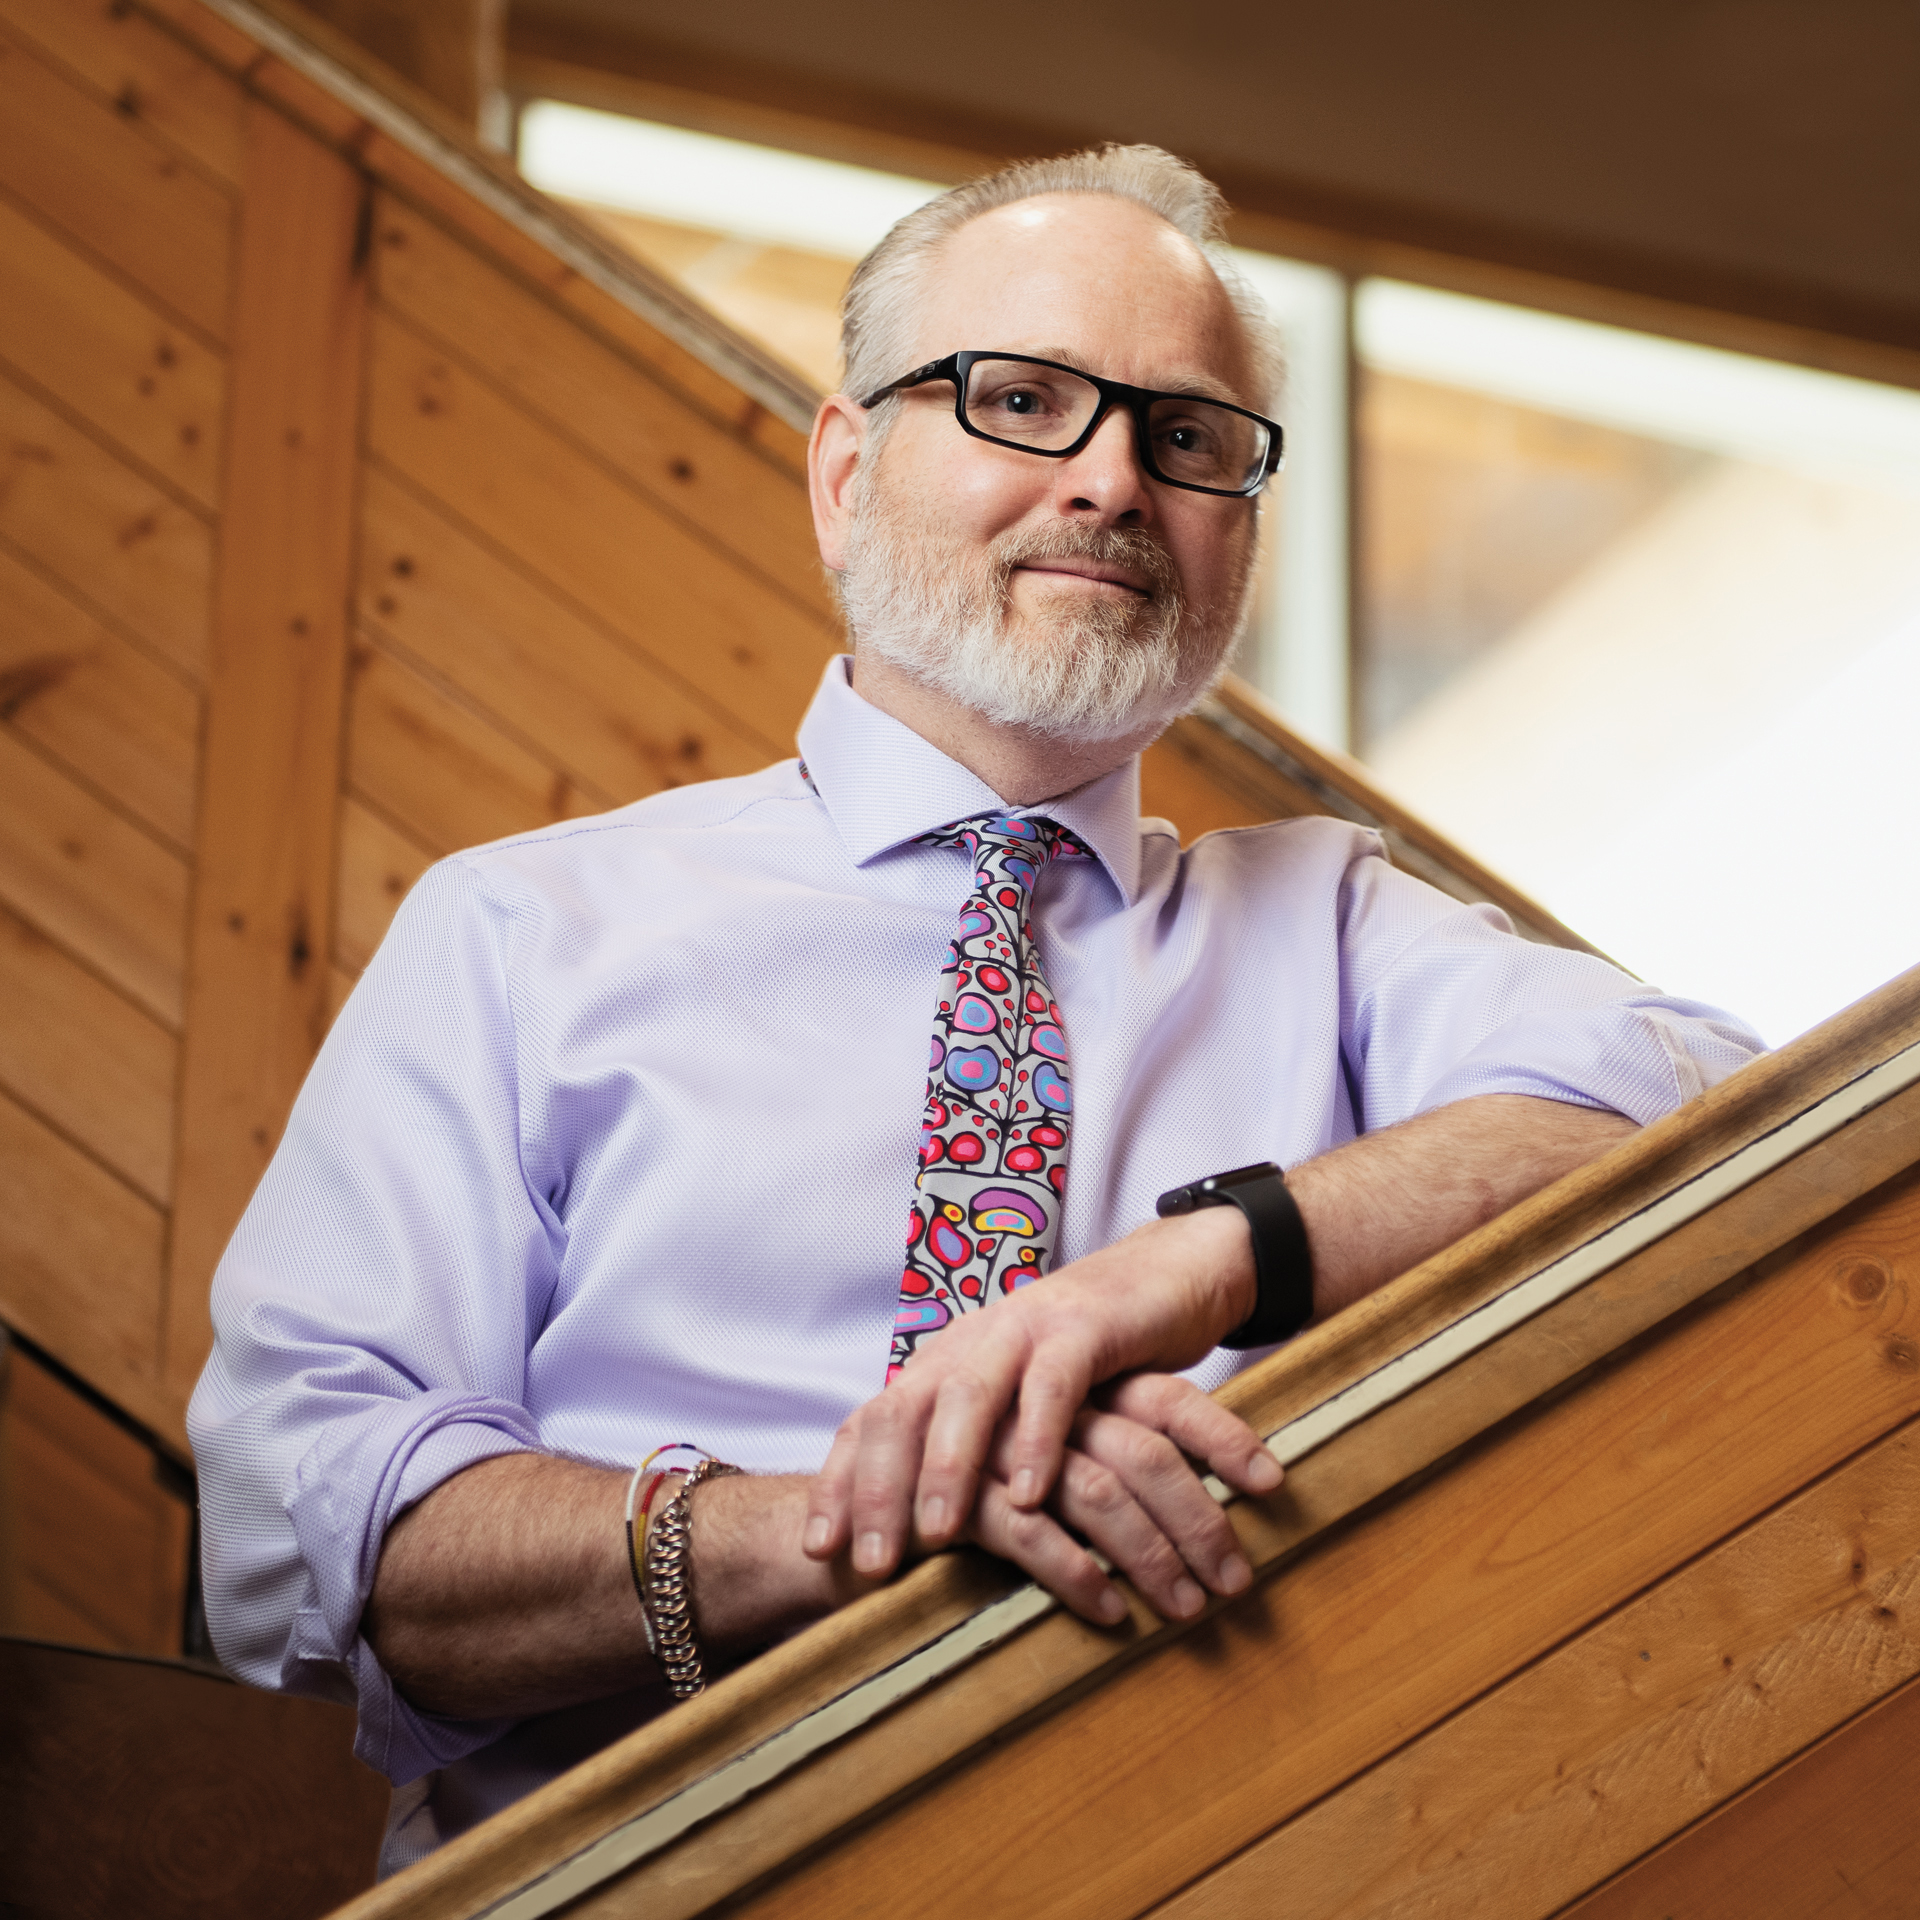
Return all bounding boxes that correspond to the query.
[892,814,1089,1379]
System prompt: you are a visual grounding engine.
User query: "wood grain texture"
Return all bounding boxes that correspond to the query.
[364,309,838,746]
[0,370,212,679]
[0,28,232,340]
[333,794,434,976]
[0,190,225,510]
[0,1636,387,1919]
[300,0,501,128]
[347,636,602,854]
[163,102,366,1431]
[358,124,814,462]
[330,1008,1920,1920]
[1563,1670,1920,1920]
[1140,724,1297,842]
[0,0,246,186]
[698,1166,1920,1920]
[0,1344,190,1654]
[0,899,177,1203]
[358,468,777,794]
[370,194,830,619]
[0,539,200,849]
[0,726,188,1025]
[1147,1418,1920,1920]
[0,1087,167,1428]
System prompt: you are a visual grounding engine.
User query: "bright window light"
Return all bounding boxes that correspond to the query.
[518,100,944,259]
[1358,280,1920,494]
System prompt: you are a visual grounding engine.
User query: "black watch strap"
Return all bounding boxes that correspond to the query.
[1155,1161,1314,1349]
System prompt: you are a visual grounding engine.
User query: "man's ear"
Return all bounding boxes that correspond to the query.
[808,393,867,573]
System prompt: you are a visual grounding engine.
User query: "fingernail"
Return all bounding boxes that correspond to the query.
[1011,1469,1038,1508]
[1217,1551,1252,1594]
[854,1531,887,1575]
[1173,1577,1206,1619]
[1097,1588,1128,1625]
[1248,1450,1283,1491]
[802,1515,831,1556]
[920,1495,949,1538]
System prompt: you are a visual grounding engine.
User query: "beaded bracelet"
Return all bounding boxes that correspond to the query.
[643,1453,741,1699]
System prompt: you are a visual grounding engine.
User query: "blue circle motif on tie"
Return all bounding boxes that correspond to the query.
[1031,1060,1072,1112]
[945,1046,1000,1093]
[952,995,999,1035]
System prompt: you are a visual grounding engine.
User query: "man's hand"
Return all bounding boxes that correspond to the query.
[803,1206,1278,1587]
[964,1373,1279,1624]
[803,1095,1639,1596]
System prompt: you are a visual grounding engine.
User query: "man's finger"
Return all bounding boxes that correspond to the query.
[912,1367,1007,1547]
[843,1381,933,1577]
[1072,1408,1250,1599]
[1050,1448,1211,1622]
[1102,1372,1283,1496]
[1002,1345,1096,1509]
[970,1476,1128,1627]
[802,1413,864,1559]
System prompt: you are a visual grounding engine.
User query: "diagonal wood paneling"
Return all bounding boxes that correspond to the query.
[364,310,838,747]
[0,900,177,1204]
[0,540,200,850]
[0,0,246,188]
[358,466,778,793]
[0,728,188,1026]
[0,372,212,681]
[0,24,232,341]
[0,191,224,511]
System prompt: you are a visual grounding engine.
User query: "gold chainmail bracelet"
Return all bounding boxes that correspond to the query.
[642,1455,741,1699]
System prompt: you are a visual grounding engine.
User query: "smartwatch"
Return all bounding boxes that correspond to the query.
[1155,1161,1314,1349]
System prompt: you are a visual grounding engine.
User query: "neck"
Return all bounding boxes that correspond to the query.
[849,652,1161,807]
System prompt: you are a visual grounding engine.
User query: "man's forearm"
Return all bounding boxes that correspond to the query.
[1293,1092,1636,1319]
[362,1454,861,1720]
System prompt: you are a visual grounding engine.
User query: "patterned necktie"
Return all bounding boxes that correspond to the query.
[892,814,1090,1379]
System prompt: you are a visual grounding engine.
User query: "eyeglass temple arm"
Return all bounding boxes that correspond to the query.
[858,356,959,410]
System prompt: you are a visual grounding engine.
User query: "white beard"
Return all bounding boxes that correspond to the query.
[838,458,1255,745]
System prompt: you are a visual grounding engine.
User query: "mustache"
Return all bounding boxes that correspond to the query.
[986,521,1182,606]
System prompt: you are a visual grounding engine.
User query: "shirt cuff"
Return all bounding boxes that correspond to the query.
[283,1394,542,1783]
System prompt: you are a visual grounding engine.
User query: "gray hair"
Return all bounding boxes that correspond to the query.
[840,144,1285,419]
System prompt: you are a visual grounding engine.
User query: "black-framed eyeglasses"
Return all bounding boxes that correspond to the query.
[860,350,1284,499]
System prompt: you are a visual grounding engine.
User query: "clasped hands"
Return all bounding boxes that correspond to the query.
[801,1206,1285,1626]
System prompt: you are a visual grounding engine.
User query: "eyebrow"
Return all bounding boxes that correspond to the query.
[1023,345,1244,409]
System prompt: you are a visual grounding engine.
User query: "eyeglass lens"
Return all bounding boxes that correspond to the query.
[961,357,1269,493]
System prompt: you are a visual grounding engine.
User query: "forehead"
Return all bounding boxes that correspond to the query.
[914,194,1254,404]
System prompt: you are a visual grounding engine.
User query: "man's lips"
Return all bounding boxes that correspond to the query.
[1013,558,1153,598]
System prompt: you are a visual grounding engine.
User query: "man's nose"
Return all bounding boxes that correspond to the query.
[1050,406,1153,526]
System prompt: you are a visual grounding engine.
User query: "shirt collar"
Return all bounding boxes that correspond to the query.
[795,656,1144,905]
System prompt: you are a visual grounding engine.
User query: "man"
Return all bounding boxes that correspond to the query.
[189,145,1761,1870]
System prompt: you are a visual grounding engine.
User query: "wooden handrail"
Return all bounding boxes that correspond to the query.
[334,964,1920,1919]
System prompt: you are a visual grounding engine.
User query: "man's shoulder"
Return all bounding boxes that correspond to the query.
[446,760,808,894]
[1140,809,1384,895]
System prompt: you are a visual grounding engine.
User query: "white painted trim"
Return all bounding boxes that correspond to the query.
[186,0,821,434]
[474,1037,1920,1918]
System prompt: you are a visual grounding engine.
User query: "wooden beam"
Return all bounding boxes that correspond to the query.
[295,0,503,135]
[162,100,365,1437]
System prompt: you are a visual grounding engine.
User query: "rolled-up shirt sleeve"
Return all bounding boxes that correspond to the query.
[187,857,561,1783]
[1336,845,1764,1130]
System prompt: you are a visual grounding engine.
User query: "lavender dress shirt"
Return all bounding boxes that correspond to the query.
[187,657,1764,1866]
